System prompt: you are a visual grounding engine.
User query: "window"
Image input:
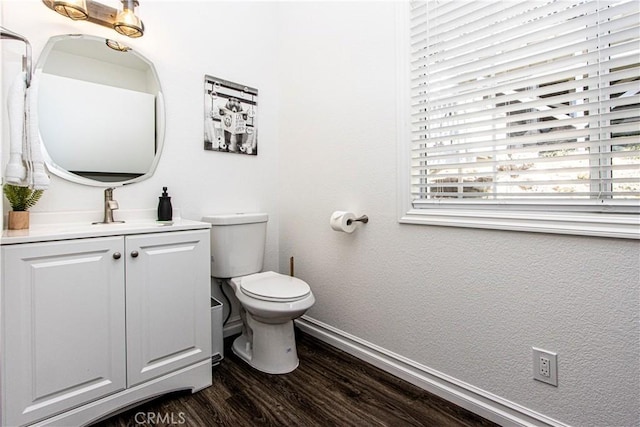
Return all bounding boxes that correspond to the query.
[399,0,640,238]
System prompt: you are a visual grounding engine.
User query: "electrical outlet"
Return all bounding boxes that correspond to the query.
[539,356,550,377]
[532,347,557,386]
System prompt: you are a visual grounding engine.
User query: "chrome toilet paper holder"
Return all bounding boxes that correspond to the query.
[347,215,369,225]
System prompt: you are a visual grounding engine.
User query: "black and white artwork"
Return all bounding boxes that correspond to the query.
[204,75,258,155]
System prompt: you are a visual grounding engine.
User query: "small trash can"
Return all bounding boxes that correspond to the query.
[211,297,224,365]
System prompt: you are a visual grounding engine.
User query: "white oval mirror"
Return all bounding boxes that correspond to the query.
[35,34,165,186]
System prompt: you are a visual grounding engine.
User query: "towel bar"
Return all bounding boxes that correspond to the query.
[1,27,32,88]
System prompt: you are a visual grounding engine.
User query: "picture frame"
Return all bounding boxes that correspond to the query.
[204,75,258,155]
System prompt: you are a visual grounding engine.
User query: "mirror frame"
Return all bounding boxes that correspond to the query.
[35,34,165,187]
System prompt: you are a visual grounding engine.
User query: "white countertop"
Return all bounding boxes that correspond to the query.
[1,210,211,245]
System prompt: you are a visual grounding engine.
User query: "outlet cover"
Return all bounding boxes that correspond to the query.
[532,347,558,386]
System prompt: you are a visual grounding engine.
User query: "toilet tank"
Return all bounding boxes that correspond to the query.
[202,213,268,278]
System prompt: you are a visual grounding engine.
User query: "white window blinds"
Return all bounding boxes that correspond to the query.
[410,0,640,212]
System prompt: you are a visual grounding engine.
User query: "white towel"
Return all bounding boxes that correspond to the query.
[3,71,50,190]
[26,76,50,190]
[5,71,27,185]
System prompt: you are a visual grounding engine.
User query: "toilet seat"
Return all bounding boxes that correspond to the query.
[239,271,311,302]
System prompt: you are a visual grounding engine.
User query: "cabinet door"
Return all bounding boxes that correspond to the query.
[1,237,126,426]
[125,230,211,386]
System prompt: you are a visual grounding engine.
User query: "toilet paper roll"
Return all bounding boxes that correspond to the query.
[330,211,357,233]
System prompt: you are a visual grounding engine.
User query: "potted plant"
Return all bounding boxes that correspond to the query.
[3,184,44,230]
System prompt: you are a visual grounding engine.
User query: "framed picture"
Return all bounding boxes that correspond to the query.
[204,75,258,155]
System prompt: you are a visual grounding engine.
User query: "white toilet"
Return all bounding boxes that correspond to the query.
[202,213,315,374]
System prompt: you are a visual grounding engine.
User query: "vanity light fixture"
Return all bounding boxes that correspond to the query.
[42,0,145,38]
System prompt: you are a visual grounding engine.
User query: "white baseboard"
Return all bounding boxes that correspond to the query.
[295,316,568,427]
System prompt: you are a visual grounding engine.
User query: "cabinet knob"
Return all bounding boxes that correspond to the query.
[113,252,121,260]
[131,251,139,258]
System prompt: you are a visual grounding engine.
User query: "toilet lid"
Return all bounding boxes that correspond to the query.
[240,271,311,302]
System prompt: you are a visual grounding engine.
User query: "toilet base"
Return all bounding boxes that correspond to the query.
[232,314,299,374]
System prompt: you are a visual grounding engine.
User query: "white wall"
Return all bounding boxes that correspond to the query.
[276,2,639,427]
[2,1,639,426]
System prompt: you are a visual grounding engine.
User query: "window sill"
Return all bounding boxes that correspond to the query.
[399,209,640,239]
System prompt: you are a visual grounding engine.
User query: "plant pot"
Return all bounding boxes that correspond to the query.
[8,211,29,230]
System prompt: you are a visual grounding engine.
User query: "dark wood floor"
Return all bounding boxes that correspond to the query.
[95,332,498,427]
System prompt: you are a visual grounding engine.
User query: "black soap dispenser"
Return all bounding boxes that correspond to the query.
[157,187,173,221]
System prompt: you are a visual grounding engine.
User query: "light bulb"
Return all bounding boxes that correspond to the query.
[114,7,144,38]
[52,0,88,20]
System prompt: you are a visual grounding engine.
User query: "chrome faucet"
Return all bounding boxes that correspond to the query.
[93,187,125,224]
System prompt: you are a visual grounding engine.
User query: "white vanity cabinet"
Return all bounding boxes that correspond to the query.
[1,222,212,427]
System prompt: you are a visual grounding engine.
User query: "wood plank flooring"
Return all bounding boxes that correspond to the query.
[95,331,499,427]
